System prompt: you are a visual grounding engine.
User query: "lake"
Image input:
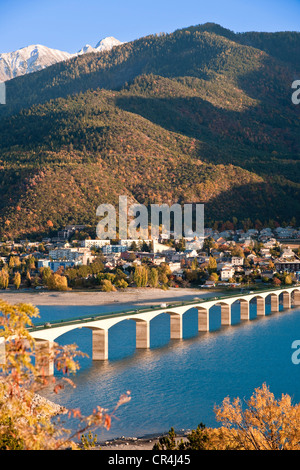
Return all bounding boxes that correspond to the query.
[36,299,300,441]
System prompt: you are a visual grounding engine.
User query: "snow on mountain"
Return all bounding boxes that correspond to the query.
[0,44,72,82]
[77,44,96,55]
[0,37,123,82]
[94,37,122,52]
[77,37,122,55]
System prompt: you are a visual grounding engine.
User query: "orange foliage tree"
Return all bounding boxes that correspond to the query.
[0,299,130,449]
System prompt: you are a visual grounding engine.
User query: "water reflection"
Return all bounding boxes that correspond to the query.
[38,302,300,440]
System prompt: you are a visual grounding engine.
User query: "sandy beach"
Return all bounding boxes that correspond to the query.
[0,287,214,308]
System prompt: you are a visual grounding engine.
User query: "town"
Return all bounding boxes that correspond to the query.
[0,223,300,292]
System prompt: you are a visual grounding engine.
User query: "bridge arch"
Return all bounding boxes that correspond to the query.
[28,286,300,374]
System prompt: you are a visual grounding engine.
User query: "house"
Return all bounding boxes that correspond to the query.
[37,259,81,272]
[102,245,127,254]
[274,259,300,272]
[220,265,235,281]
[231,256,244,266]
[185,238,204,251]
[281,247,297,259]
[260,248,271,258]
[184,249,198,258]
[82,239,111,249]
[49,247,94,265]
[153,256,166,265]
[168,262,182,273]
[261,270,276,279]
[263,238,278,248]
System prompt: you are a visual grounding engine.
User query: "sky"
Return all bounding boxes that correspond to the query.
[0,0,300,53]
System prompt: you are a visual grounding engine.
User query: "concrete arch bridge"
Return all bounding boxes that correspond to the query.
[23,286,300,375]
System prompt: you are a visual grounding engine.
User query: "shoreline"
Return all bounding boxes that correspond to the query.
[2,286,218,451]
[0,286,216,307]
[93,430,190,451]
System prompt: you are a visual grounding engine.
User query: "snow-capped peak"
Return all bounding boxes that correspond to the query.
[77,37,122,55]
[77,44,95,55]
[0,44,71,82]
[95,36,122,51]
[0,36,124,82]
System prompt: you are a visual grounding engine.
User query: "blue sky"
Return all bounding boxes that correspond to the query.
[1,0,300,53]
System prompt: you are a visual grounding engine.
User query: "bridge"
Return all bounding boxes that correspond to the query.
[24,286,300,375]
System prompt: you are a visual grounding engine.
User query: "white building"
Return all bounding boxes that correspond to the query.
[81,239,110,249]
[49,247,94,265]
[231,256,244,266]
[220,266,235,281]
[168,262,182,273]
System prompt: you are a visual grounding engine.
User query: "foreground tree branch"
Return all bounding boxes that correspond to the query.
[0,299,130,450]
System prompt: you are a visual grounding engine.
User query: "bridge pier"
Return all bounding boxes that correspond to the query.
[198,307,209,331]
[294,291,300,306]
[256,297,265,316]
[35,339,54,376]
[92,329,108,360]
[270,294,279,312]
[240,299,250,320]
[170,313,182,339]
[221,304,231,325]
[136,320,150,349]
[283,292,291,309]
[29,287,300,371]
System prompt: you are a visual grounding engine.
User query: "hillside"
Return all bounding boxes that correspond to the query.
[0,23,299,238]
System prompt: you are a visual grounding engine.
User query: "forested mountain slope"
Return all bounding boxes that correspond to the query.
[0,23,299,238]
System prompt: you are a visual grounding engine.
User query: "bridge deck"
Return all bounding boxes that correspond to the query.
[28,286,299,333]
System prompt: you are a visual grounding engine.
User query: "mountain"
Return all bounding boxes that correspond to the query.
[0,37,122,82]
[0,23,299,238]
[77,37,123,55]
[0,44,71,82]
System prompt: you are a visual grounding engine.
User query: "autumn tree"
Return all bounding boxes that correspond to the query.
[47,273,69,291]
[209,272,219,282]
[284,274,293,285]
[0,298,131,450]
[207,256,217,274]
[214,383,300,450]
[0,268,9,289]
[133,265,148,287]
[115,278,128,290]
[154,384,300,450]
[40,266,52,286]
[13,272,21,290]
[273,277,281,286]
[100,279,116,292]
[148,267,159,288]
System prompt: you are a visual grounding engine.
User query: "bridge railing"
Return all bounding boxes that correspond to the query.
[28,285,299,332]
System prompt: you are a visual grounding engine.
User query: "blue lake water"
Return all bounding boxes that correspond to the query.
[36,299,300,441]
